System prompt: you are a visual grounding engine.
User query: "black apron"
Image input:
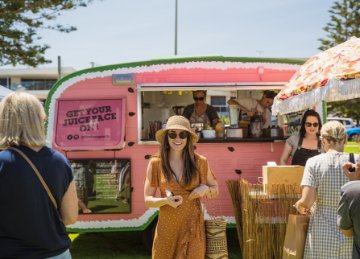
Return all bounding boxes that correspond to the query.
[291,136,321,166]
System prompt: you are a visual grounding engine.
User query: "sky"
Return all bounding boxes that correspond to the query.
[9,0,336,70]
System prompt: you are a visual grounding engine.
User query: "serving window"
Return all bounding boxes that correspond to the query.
[140,88,235,140]
[138,85,282,141]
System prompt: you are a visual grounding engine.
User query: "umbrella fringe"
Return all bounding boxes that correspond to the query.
[273,78,360,115]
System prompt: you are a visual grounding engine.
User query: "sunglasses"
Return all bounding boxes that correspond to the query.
[168,131,189,139]
[305,122,319,128]
[193,97,205,101]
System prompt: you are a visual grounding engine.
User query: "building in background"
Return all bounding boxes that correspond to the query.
[0,67,76,101]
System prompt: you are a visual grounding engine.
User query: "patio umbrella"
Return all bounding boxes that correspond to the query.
[272,36,360,115]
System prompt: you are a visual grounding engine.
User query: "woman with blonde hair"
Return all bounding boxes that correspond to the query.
[0,92,78,258]
[294,120,358,258]
[144,115,219,259]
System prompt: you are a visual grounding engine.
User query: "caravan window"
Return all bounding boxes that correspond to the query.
[70,158,131,214]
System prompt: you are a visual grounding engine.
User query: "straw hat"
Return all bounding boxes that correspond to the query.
[155,115,199,144]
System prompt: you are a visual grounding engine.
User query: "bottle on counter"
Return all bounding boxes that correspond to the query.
[250,112,263,138]
[215,122,225,138]
[263,126,271,138]
[270,125,278,138]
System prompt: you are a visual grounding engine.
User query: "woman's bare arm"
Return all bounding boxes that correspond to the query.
[279,142,292,165]
[60,181,78,226]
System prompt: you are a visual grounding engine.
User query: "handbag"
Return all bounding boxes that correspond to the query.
[205,218,228,259]
[282,213,310,259]
[8,147,58,209]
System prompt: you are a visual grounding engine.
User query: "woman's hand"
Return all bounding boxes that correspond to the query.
[294,186,316,215]
[343,162,360,181]
[167,195,183,208]
[293,200,311,215]
[188,184,209,200]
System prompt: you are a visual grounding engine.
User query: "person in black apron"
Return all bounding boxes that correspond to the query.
[291,135,321,166]
[182,90,220,129]
[280,109,323,166]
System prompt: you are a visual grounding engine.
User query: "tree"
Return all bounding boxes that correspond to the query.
[0,0,93,67]
[327,98,360,125]
[318,0,360,51]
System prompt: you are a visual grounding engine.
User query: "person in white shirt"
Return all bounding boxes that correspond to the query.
[227,90,276,128]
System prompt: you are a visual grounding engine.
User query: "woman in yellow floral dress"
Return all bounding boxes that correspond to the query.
[144,115,219,259]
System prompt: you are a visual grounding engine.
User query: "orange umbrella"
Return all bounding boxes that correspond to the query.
[273,36,360,115]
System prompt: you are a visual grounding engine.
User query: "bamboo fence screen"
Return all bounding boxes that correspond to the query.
[227,178,299,259]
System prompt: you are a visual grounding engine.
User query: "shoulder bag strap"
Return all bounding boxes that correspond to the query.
[350,153,355,164]
[8,147,58,209]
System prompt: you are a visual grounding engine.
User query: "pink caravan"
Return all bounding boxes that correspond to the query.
[45,56,302,234]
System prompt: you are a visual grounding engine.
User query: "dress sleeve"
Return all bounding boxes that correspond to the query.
[300,157,317,188]
[286,133,299,157]
[286,133,297,148]
[148,157,161,188]
[198,155,215,185]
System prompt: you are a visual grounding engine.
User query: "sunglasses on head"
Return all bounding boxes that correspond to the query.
[168,131,189,139]
[305,122,319,128]
[193,97,205,101]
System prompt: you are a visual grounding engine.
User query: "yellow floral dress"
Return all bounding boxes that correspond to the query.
[148,153,211,259]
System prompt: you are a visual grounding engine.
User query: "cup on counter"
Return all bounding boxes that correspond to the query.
[216,130,225,138]
[202,129,216,139]
[215,122,225,138]
[191,123,204,132]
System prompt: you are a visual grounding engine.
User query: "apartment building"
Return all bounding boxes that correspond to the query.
[0,67,76,100]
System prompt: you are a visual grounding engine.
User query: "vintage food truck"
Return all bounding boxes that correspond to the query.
[45,56,304,236]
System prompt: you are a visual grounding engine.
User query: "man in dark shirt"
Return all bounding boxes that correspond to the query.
[338,161,360,259]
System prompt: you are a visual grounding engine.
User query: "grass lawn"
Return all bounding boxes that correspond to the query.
[70,228,241,259]
[344,141,359,154]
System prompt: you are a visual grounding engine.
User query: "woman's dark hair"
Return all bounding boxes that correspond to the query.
[159,131,198,185]
[192,90,207,98]
[299,109,322,138]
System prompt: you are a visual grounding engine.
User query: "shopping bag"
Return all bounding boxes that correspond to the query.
[282,214,310,259]
[205,218,228,259]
